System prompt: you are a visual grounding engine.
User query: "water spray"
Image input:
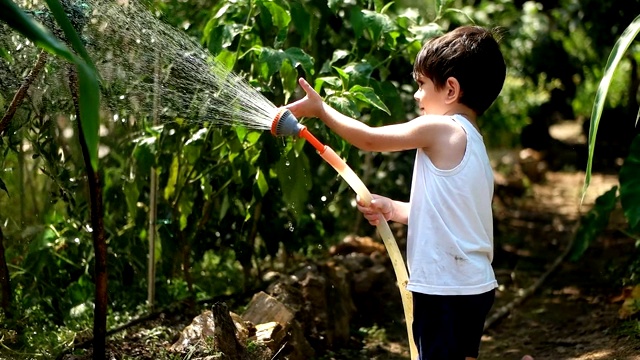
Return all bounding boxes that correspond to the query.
[271,108,418,359]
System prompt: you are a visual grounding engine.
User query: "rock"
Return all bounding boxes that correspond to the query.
[169,302,246,360]
[242,291,315,360]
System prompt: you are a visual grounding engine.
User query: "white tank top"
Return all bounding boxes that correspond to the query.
[406,114,497,296]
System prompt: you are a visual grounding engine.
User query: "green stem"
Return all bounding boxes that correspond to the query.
[233,0,255,70]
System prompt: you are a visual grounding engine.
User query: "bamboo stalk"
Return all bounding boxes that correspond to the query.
[147,50,161,309]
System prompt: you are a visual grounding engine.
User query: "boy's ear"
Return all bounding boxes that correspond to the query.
[444,77,462,104]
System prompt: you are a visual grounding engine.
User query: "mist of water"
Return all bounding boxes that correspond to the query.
[85,0,278,130]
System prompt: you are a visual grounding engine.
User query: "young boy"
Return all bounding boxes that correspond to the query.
[286,25,506,360]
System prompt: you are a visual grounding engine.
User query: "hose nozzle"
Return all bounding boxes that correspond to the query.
[271,108,326,153]
[271,108,304,137]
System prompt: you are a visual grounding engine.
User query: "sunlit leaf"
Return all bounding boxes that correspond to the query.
[178,195,193,231]
[280,59,297,103]
[123,180,140,222]
[349,85,391,115]
[254,168,269,197]
[261,1,290,30]
[619,135,640,231]
[284,47,314,76]
[315,76,342,93]
[327,95,360,118]
[164,156,179,200]
[360,10,395,43]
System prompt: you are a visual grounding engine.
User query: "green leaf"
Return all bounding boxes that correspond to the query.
[327,95,360,118]
[583,15,640,200]
[258,47,283,79]
[0,0,75,62]
[0,0,101,171]
[333,67,350,90]
[570,186,618,261]
[290,3,311,41]
[164,156,179,200]
[350,8,365,38]
[254,168,269,197]
[261,1,291,30]
[0,177,8,196]
[284,47,315,76]
[178,195,193,231]
[620,135,640,231]
[133,138,156,175]
[360,10,395,43]
[280,59,297,103]
[206,23,244,55]
[123,180,140,222]
[45,0,100,170]
[219,193,230,222]
[314,76,341,93]
[349,85,391,115]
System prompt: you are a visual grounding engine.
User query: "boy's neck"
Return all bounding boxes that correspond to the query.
[443,105,479,130]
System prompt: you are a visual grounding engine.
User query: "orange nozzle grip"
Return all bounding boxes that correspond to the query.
[299,127,326,153]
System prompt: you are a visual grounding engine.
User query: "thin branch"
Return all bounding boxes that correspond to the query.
[0,50,48,136]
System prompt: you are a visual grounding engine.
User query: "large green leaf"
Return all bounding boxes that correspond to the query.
[619,135,640,231]
[260,1,290,30]
[570,186,618,261]
[349,85,391,115]
[256,46,315,79]
[0,0,101,170]
[582,15,640,200]
[0,0,74,62]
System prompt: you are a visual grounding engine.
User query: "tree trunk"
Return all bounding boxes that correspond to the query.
[0,226,12,318]
[68,68,108,359]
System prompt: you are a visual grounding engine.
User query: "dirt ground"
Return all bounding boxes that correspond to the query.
[481,170,640,360]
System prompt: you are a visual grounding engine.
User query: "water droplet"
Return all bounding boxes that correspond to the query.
[285,161,290,166]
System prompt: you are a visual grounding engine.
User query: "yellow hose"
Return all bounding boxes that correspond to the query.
[319,146,417,360]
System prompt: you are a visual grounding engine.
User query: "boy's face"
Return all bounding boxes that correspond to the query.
[413,74,447,116]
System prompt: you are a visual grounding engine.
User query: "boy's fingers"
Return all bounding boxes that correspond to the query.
[298,78,320,98]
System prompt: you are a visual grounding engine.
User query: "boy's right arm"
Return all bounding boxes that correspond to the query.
[286,78,450,155]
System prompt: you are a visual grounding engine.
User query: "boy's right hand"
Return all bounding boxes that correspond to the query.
[285,78,326,120]
[356,194,394,226]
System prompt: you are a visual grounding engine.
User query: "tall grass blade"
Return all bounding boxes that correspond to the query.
[582,15,640,203]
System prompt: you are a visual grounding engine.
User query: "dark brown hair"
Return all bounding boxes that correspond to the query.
[413,26,506,116]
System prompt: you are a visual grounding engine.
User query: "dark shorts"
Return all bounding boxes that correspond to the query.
[412,289,495,360]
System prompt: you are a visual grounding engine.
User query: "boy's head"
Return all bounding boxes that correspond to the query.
[413,26,506,116]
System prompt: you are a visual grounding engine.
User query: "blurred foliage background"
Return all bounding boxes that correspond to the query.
[1,0,640,357]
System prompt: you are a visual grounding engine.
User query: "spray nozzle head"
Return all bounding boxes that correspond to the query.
[271,108,305,137]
